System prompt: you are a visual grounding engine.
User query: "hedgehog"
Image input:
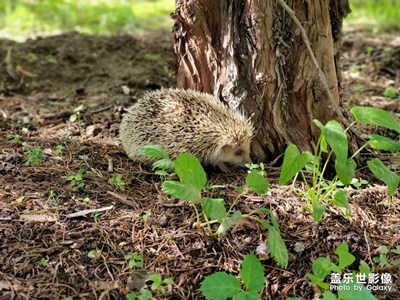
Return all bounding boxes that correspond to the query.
[119,88,254,172]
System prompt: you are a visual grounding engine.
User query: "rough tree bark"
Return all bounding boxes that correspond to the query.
[172,0,350,162]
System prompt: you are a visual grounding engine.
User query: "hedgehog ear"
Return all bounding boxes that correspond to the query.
[219,141,235,152]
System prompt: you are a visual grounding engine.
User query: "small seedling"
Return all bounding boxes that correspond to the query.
[383,87,398,99]
[24,146,44,166]
[200,253,264,300]
[246,162,266,176]
[48,190,57,201]
[7,134,23,145]
[124,252,143,269]
[126,289,152,300]
[16,196,25,203]
[87,249,102,258]
[149,274,174,294]
[69,104,84,122]
[45,55,57,64]
[82,197,90,204]
[351,85,365,93]
[279,106,400,221]
[372,245,399,267]
[108,174,126,191]
[26,52,39,62]
[142,209,151,223]
[305,242,377,300]
[144,53,160,62]
[67,168,85,191]
[54,144,65,156]
[92,211,101,223]
[40,257,48,266]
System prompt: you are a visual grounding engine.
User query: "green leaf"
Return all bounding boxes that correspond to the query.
[175,153,207,191]
[335,242,356,270]
[266,224,288,268]
[312,200,326,222]
[240,254,264,292]
[139,145,169,159]
[383,87,398,99]
[314,119,348,164]
[216,211,242,237]
[335,158,356,186]
[234,291,259,300]
[321,291,337,300]
[331,190,351,216]
[367,158,400,196]
[162,153,207,202]
[199,272,241,300]
[138,288,152,300]
[279,144,311,185]
[162,181,200,202]
[392,245,400,254]
[152,158,175,170]
[369,134,400,151]
[69,114,77,122]
[307,256,340,285]
[359,260,371,276]
[201,198,227,221]
[338,281,378,300]
[245,172,269,195]
[351,106,400,133]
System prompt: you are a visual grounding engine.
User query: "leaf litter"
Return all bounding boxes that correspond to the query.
[0,31,399,299]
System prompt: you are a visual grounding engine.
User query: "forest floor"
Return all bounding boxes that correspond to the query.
[0,30,399,300]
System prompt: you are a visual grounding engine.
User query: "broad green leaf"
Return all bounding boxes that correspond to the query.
[245,172,269,195]
[335,158,356,186]
[314,119,348,164]
[267,210,279,231]
[392,246,400,254]
[279,144,311,185]
[331,190,351,216]
[321,291,337,300]
[234,291,259,300]
[338,281,378,300]
[240,254,264,292]
[266,224,288,268]
[199,272,241,300]
[307,256,340,284]
[201,198,226,221]
[161,181,200,202]
[216,211,242,237]
[359,260,371,276]
[139,145,169,159]
[138,288,152,300]
[312,200,326,222]
[152,158,174,171]
[335,242,356,270]
[369,134,400,151]
[175,153,207,191]
[367,158,400,196]
[351,106,400,133]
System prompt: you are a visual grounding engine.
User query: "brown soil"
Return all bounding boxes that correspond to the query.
[0,30,399,300]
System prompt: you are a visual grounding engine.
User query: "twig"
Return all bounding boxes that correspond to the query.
[66,205,114,218]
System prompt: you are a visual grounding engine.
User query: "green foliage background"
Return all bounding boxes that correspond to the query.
[0,0,398,40]
[0,0,175,41]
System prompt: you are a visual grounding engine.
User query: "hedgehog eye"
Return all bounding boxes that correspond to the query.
[234,149,244,156]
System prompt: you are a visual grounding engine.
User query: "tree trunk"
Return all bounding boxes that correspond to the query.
[172,0,350,162]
